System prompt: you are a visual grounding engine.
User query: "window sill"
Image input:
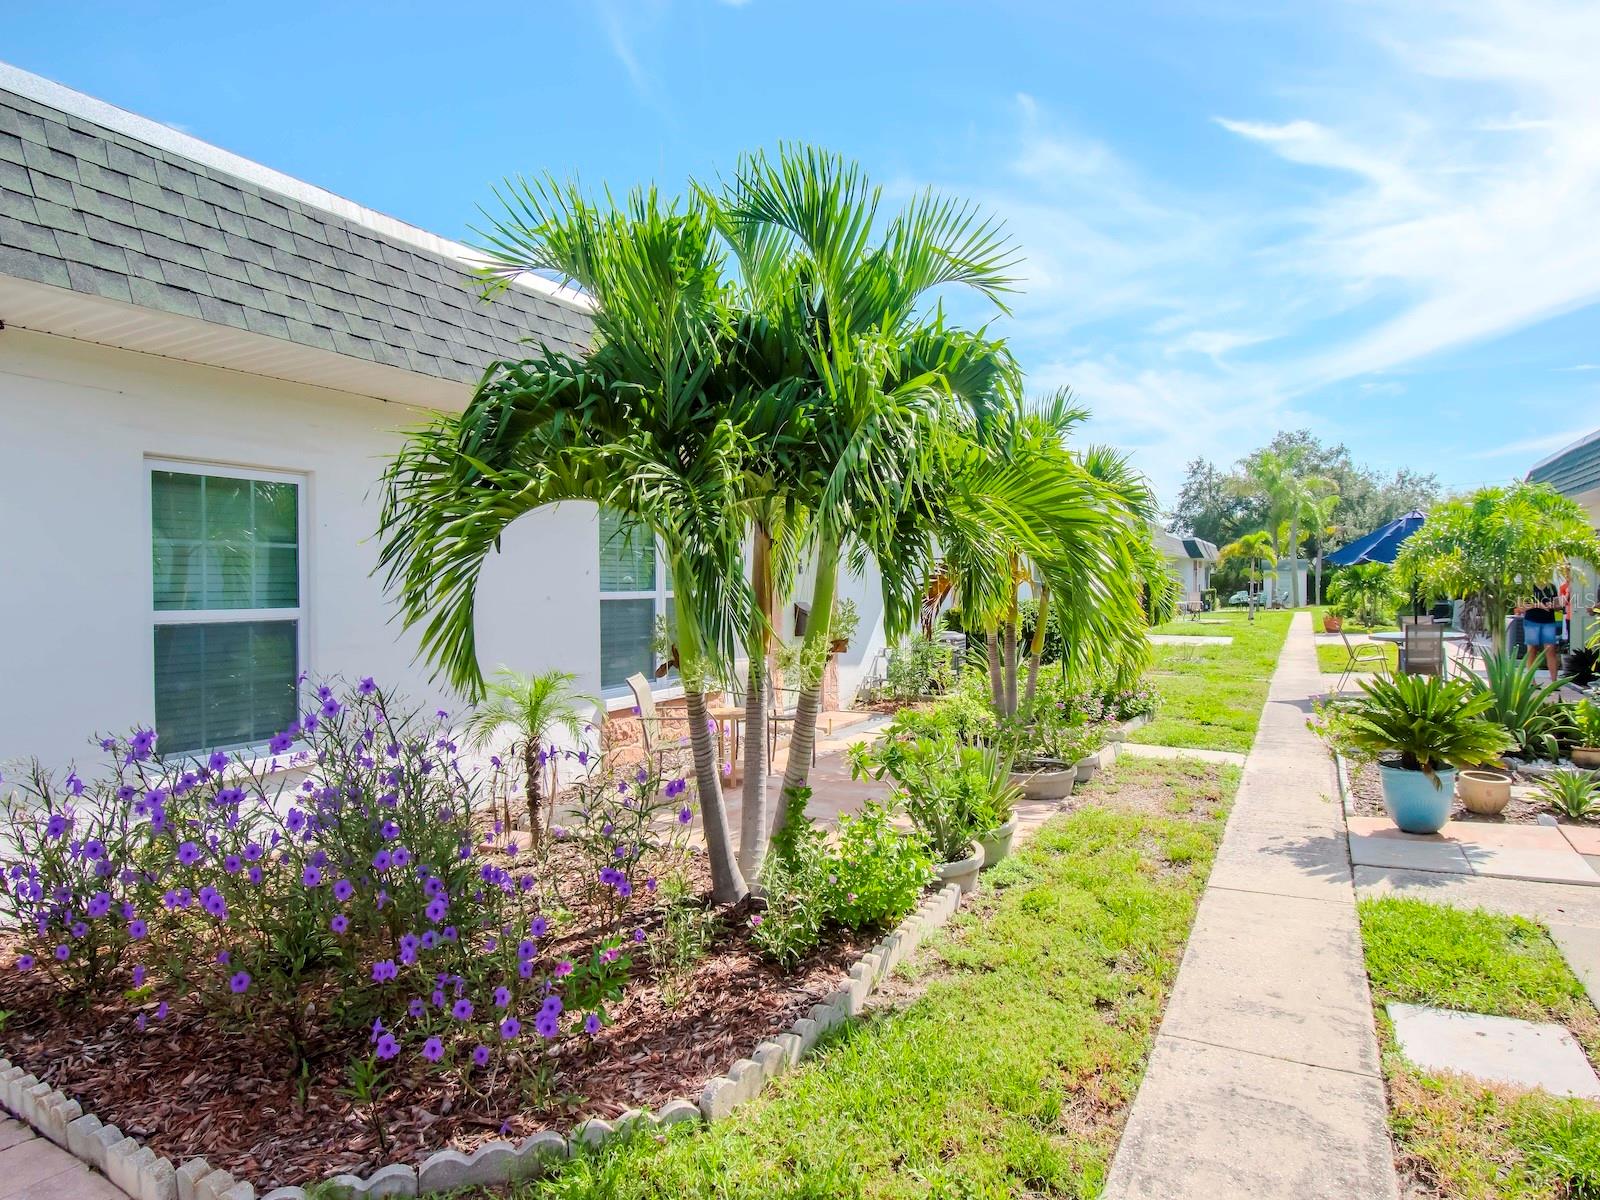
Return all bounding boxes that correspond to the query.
[603,683,684,714]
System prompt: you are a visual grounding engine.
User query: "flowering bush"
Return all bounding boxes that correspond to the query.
[0,679,691,1084]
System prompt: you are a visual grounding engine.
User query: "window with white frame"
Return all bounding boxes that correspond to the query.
[150,463,304,753]
[598,508,673,692]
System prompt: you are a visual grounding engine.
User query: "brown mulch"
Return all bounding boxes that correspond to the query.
[0,888,874,1192]
[1347,758,1582,826]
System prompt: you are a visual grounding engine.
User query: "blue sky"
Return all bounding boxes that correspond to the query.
[7,0,1599,507]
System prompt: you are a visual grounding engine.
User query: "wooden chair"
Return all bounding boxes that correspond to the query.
[1402,625,1447,679]
[1337,631,1390,692]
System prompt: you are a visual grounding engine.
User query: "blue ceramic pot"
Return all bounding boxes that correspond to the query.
[1378,763,1456,834]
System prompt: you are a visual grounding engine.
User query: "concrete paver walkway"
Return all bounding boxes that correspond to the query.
[0,1117,126,1199]
[1104,612,1399,1200]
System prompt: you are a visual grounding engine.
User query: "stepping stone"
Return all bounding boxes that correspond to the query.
[1460,844,1600,886]
[1347,826,1472,875]
[1148,634,1234,646]
[1388,1003,1600,1099]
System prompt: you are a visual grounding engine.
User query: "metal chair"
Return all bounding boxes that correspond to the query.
[1401,625,1447,679]
[625,672,690,773]
[1337,631,1390,692]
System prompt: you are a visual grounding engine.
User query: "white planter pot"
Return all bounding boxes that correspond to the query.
[936,841,985,895]
[977,817,1018,869]
[1075,755,1100,784]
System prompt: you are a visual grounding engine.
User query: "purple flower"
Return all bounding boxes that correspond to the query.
[372,849,392,872]
[372,959,398,983]
[269,729,294,755]
[321,697,342,718]
[425,897,448,923]
[229,971,251,994]
[155,1000,170,1020]
[131,965,145,987]
[301,865,322,888]
[554,960,572,977]
[333,879,355,902]
[128,728,157,761]
[380,820,399,840]
[286,808,307,835]
[177,841,202,866]
[584,1012,601,1035]
[207,750,230,773]
[243,842,264,862]
[535,1012,559,1039]
[129,918,148,939]
[331,914,349,934]
[16,955,34,972]
[677,806,692,825]
[421,1036,444,1062]
[499,1016,521,1040]
[517,939,536,961]
[529,916,549,938]
[391,846,411,868]
[471,1044,491,1067]
[375,1033,400,1060]
[45,813,72,840]
[493,986,511,1008]
[54,944,69,961]
[452,998,473,1021]
[358,676,378,696]
[223,855,242,874]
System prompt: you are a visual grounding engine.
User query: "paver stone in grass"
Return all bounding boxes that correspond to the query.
[1388,1002,1600,1099]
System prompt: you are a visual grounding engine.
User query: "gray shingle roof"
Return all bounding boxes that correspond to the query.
[0,85,591,383]
[1528,429,1600,499]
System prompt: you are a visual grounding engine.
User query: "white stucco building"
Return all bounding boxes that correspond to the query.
[0,64,885,768]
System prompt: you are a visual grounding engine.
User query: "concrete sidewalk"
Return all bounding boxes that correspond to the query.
[0,1117,126,1200]
[1104,612,1399,1200]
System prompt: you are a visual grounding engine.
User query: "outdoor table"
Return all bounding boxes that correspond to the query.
[707,704,746,788]
[1367,629,1467,677]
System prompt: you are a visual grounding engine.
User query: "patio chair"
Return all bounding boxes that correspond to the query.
[1336,631,1390,692]
[767,684,818,768]
[1401,625,1447,679]
[625,672,690,774]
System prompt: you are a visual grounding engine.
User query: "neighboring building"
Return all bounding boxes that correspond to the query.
[1152,526,1218,606]
[0,64,885,768]
[1527,429,1600,647]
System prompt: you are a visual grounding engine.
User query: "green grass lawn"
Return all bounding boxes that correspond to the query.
[1359,897,1600,1199]
[486,757,1240,1200]
[1132,608,1294,754]
[1315,641,1398,675]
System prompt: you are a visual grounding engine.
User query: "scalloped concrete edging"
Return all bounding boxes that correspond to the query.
[0,880,973,1200]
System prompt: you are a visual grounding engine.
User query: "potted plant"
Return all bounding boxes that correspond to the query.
[849,734,989,892]
[1336,674,1514,833]
[1007,707,1086,801]
[1322,602,1345,634]
[1570,699,1600,769]
[829,597,860,655]
[967,746,1021,870]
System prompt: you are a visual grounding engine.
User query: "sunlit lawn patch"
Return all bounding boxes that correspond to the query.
[1132,608,1293,753]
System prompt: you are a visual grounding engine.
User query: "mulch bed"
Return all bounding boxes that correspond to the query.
[1346,758,1587,826]
[0,863,875,1192]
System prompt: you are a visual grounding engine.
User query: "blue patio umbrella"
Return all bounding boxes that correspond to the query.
[1324,509,1426,567]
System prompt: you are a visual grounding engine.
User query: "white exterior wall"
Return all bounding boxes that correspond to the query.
[0,328,600,768]
[0,327,893,769]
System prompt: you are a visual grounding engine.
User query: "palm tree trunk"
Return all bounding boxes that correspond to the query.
[683,688,746,904]
[1003,618,1019,718]
[987,630,1004,711]
[1023,584,1050,711]
[1268,532,1281,606]
[523,738,543,851]
[738,524,774,878]
[1289,517,1302,607]
[771,534,839,839]
[672,593,746,904]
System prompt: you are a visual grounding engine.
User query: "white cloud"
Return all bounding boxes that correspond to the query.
[1462,428,1594,460]
[946,0,1600,502]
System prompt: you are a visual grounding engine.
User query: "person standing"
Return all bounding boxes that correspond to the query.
[1520,586,1563,680]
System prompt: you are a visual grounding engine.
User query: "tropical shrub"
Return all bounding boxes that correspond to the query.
[885,637,956,701]
[1535,769,1599,820]
[1334,673,1515,781]
[849,734,1017,862]
[1464,649,1573,759]
[1326,563,1396,628]
[0,680,682,1080]
[1570,699,1600,749]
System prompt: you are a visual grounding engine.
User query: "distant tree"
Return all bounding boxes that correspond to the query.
[1168,456,1260,544]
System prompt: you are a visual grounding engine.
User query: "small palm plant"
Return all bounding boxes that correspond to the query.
[1326,563,1396,629]
[462,668,594,845]
[1338,673,1514,783]
[1535,769,1599,820]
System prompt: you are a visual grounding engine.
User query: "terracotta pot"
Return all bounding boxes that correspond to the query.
[935,842,985,895]
[1323,615,1343,633]
[977,817,1018,870]
[1456,768,1511,816]
[830,638,849,654]
[1572,747,1600,769]
[1010,764,1076,802]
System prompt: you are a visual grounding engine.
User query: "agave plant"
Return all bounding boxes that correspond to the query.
[1535,769,1599,820]
[1463,649,1574,760]
[1338,673,1514,782]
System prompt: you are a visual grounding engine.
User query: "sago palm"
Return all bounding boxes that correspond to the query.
[460,668,593,844]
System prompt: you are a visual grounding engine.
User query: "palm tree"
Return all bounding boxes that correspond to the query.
[714,146,1021,846]
[1306,490,1342,608]
[377,180,764,904]
[1327,562,1396,629]
[1219,531,1275,621]
[460,668,593,844]
[1237,448,1333,607]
